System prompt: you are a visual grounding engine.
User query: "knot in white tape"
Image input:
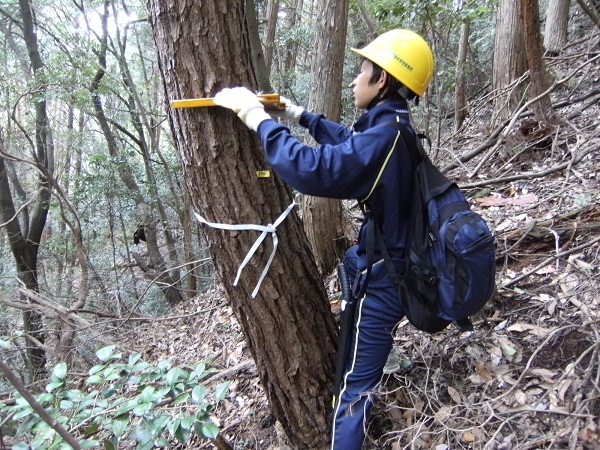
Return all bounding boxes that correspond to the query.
[194,201,296,298]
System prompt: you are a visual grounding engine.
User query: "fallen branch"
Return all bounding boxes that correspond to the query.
[459,142,598,189]
[0,359,82,450]
[501,235,600,289]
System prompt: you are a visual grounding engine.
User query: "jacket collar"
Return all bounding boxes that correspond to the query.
[352,99,410,132]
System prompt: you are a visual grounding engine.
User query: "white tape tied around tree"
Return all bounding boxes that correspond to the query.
[194,202,297,298]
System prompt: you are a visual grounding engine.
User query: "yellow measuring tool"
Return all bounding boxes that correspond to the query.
[171,93,285,111]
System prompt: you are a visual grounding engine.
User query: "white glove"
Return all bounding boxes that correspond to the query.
[213,87,271,132]
[271,96,304,123]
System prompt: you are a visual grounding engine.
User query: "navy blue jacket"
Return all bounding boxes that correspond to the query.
[257,100,415,273]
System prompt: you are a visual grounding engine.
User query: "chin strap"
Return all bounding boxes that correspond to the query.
[367,87,419,110]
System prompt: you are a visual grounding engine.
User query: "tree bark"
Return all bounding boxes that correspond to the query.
[454,17,471,132]
[544,0,570,55]
[302,0,351,276]
[263,0,280,72]
[520,0,558,124]
[246,0,274,92]
[492,0,528,124]
[146,1,336,448]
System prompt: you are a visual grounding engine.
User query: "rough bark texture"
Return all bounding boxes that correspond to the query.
[492,0,528,124]
[544,0,570,55]
[263,0,280,72]
[454,18,471,132]
[146,1,336,448]
[520,0,558,123]
[302,0,351,276]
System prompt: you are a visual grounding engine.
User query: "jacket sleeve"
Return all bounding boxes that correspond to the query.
[257,118,400,200]
[299,111,354,145]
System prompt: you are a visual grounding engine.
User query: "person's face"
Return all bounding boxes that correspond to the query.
[352,59,386,109]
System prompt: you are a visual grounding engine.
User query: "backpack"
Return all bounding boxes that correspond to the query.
[364,120,496,333]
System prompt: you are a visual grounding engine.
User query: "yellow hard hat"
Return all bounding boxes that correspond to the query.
[351,29,434,97]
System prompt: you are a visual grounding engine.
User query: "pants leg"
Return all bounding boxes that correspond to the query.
[331,282,404,450]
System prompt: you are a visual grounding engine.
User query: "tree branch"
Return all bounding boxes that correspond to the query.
[0,359,82,449]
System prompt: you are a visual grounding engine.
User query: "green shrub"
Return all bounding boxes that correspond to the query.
[0,345,230,449]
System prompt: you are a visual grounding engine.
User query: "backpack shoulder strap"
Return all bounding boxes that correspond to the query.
[383,119,428,169]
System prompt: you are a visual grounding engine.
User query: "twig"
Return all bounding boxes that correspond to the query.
[501,235,600,289]
[0,359,82,449]
[460,141,598,189]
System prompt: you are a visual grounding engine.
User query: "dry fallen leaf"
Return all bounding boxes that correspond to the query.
[461,431,475,443]
[448,386,462,404]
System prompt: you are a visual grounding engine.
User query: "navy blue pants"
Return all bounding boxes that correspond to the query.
[331,252,405,450]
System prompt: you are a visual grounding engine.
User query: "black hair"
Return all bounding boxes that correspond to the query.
[365,59,418,108]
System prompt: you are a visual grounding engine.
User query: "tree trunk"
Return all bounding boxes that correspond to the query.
[544,0,570,55]
[520,0,558,124]
[147,1,336,448]
[0,0,59,380]
[246,0,274,92]
[454,17,471,132]
[355,0,377,39]
[302,0,351,276]
[282,0,303,76]
[263,0,280,72]
[492,0,528,124]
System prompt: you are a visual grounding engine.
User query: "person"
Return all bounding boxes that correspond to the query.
[214,28,434,450]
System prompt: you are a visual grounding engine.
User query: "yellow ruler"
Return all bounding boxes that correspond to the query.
[171,93,285,110]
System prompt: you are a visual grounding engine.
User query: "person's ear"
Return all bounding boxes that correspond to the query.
[377,70,388,89]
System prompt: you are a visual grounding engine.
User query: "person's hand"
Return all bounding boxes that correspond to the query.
[213,87,271,131]
[271,96,304,123]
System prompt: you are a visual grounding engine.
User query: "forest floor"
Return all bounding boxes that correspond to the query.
[129,33,600,450]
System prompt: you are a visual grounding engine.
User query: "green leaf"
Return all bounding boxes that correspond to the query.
[191,385,206,404]
[215,381,231,402]
[165,367,182,386]
[12,444,32,450]
[84,423,101,436]
[172,392,189,405]
[157,359,171,370]
[138,386,156,403]
[59,400,74,410]
[128,353,142,366]
[96,345,117,362]
[80,439,101,448]
[132,401,152,416]
[89,364,106,375]
[199,421,220,439]
[134,421,153,447]
[13,407,34,420]
[174,420,191,444]
[102,438,116,450]
[111,417,129,437]
[86,375,104,384]
[167,418,180,438]
[52,362,68,381]
[190,362,206,380]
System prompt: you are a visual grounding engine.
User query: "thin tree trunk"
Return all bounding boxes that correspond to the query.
[544,0,570,55]
[492,0,528,124]
[520,0,558,124]
[302,0,351,276]
[454,18,471,132]
[263,0,280,72]
[246,0,273,92]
